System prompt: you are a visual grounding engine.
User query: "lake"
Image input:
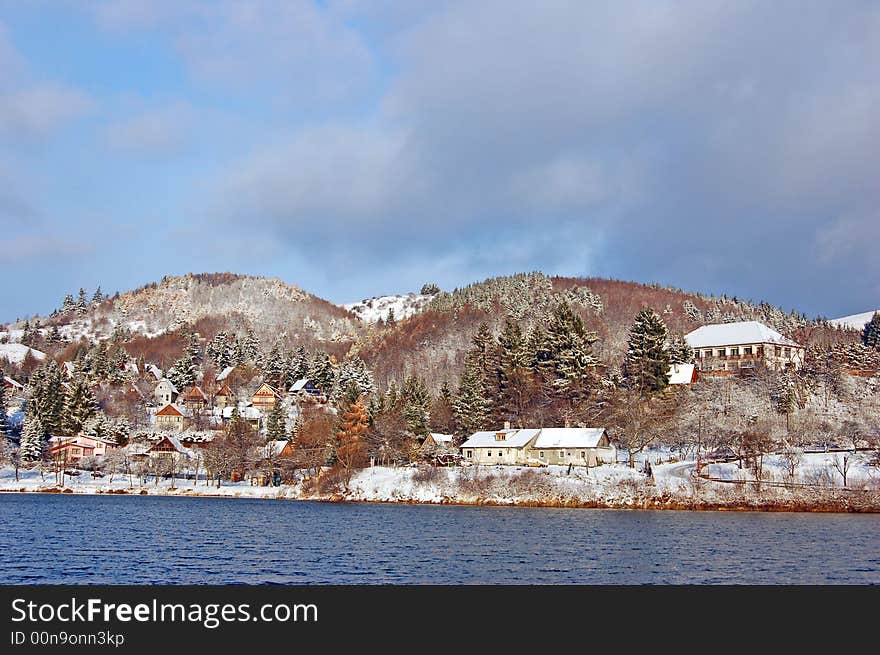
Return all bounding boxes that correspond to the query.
[0,494,877,584]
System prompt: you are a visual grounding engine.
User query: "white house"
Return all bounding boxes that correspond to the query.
[686,321,805,372]
[154,378,179,405]
[667,363,697,385]
[459,427,615,467]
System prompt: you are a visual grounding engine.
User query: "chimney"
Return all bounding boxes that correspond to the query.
[503,420,511,430]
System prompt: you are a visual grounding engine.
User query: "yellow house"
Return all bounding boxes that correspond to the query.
[155,403,188,430]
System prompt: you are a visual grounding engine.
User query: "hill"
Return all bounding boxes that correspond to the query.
[829,310,879,332]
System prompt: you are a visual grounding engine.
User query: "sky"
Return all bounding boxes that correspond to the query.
[0,1,878,323]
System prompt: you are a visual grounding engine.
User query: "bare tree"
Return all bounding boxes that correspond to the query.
[779,445,803,483]
[608,390,668,468]
[830,453,852,488]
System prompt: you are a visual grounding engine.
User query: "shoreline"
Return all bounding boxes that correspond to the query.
[2,484,878,514]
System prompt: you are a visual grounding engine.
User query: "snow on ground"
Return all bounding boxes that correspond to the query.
[343,293,431,323]
[0,343,46,364]
[704,451,878,487]
[0,466,300,499]
[828,310,879,331]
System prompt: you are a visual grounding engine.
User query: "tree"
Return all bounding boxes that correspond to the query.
[293,409,334,477]
[335,397,369,487]
[420,283,441,295]
[0,381,7,443]
[497,319,531,422]
[862,312,880,349]
[429,381,456,435]
[546,302,599,402]
[609,390,668,468]
[453,357,492,437]
[308,352,336,397]
[830,453,852,488]
[401,376,431,437]
[207,331,232,369]
[265,399,287,442]
[20,407,46,461]
[667,333,694,365]
[28,361,65,435]
[76,288,88,313]
[63,376,98,435]
[91,286,104,305]
[625,308,671,394]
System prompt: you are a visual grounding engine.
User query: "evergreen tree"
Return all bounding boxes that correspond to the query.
[48,325,61,344]
[242,329,259,363]
[63,376,98,434]
[76,288,88,313]
[453,357,492,437]
[0,381,7,442]
[263,344,285,387]
[308,352,337,397]
[207,331,230,368]
[91,342,109,379]
[385,307,396,325]
[497,319,530,420]
[187,331,202,367]
[862,312,880,350]
[83,413,114,441]
[91,286,104,305]
[265,399,287,442]
[401,376,430,437]
[62,293,75,313]
[287,345,308,382]
[28,361,65,435]
[625,308,671,394]
[667,333,694,365]
[546,302,599,400]
[20,407,46,461]
[336,357,375,397]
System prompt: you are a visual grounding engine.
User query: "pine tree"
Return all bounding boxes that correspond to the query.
[625,308,671,394]
[546,302,599,401]
[336,357,375,397]
[0,381,7,442]
[263,344,285,387]
[667,333,694,365]
[91,286,104,305]
[453,357,492,437]
[76,288,88,313]
[288,346,308,382]
[242,329,259,363]
[497,319,530,420]
[187,331,202,367]
[386,307,396,325]
[62,293,75,313]
[265,399,287,441]
[401,376,430,437]
[207,331,229,368]
[308,352,336,397]
[336,396,369,483]
[63,376,98,434]
[28,361,65,435]
[20,407,46,461]
[863,312,880,350]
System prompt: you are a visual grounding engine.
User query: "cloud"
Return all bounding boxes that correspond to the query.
[0,84,94,138]
[104,102,194,155]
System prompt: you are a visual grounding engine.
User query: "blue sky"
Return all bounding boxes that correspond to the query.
[1,1,878,322]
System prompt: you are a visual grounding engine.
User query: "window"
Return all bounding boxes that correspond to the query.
[540,451,545,458]
[775,346,782,356]
[487,450,492,456]
[783,347,790,356]
[704,350,712,358]
[716,349,726,357]
[466,451,472,458]
[498,452,503,457]
[743,346,752,355]
[495,433,506,441]
[581,451,586,458]
[730,347,739,356]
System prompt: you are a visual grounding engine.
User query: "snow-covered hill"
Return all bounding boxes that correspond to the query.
[0,343,46,365]
[343,293,432,324]
[828,310,879,331]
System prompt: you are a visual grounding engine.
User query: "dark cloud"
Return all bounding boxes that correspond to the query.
[213,1,879,315]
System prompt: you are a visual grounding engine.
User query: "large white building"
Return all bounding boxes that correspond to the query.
[686,320,805,372]
[459,427,615,467]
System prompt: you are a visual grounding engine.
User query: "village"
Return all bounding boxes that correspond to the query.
[3,307,877,510]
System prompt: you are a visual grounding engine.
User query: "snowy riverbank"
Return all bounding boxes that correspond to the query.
[4,460,878,512]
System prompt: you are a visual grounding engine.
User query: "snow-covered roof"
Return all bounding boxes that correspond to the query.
[685,321,802,349]
[216,366,235,382]
[126,362,139,375]
[156,378,179,394]
[429,433,454,445]
[667,363,695,385]
[289,378,309,392]
[156,403,187,417]
[147,364,163,380]
[149,435,187,454]
[184,386,207,401]
[460,429,540,449]
[219,405,262,420]
[63,361,75,376]
[532,428,607,449]
[4,375,23,390]
[262,440,291,458]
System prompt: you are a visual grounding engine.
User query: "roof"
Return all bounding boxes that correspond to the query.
[253,382,280,397]
[262,440,291,458]
[460,428,540,449]
[685,321,802,349]
[667,363,696,385]
[215,382,232,396]
[156,378,179,394]
[149,435,188,454]
[183,386,208,401]
[429,433,454,444]
[4,375,23,390]
[156,403,187,417]
[216,366,235,382]
[289,378,314,392]
[532,428,607,449]
[63,361,75,376]
[147,364,163,380]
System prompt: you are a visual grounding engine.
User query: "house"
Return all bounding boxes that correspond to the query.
[686,321,805,373]
[147,435,189,462]
[216,365,236,383]
[251,382,280,411]
[419,433,455,453]
[154,378,179,405]
[459,427,615,467]
[48,435,117,465]
[147,364,163,381]
[262,440,294,459]
[181,386,208,411]
[155,403,188,430]
[528,428,615,467]
[289,378,324,398]
[215,405,262,429]
[667,363,697,385]
[214,382,233,408]
[459,428,541,465]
